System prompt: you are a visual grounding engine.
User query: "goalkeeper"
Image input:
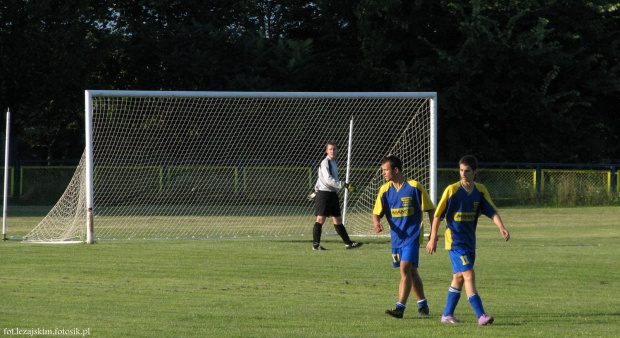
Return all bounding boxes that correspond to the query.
[310,142,362,250]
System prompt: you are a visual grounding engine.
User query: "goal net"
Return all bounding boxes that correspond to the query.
[25,91,437,242]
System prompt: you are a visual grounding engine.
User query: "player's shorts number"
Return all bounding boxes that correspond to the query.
[392,253,400,263]
[460,255,470,265]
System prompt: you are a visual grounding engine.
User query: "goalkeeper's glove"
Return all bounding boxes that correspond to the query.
[307,192,316,202]
[344,183,356,192]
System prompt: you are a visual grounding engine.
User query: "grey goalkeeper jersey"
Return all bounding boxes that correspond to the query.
[315,156,345,192]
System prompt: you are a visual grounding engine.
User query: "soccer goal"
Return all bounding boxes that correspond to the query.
[24,91,437,243]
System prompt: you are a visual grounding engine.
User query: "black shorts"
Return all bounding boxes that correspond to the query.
[314,190,341,217]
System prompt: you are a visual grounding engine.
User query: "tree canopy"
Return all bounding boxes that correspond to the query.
[1,0,618,163]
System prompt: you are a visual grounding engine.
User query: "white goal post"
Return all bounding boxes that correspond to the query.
[25,91,437,243]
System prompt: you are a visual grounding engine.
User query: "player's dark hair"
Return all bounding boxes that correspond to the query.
[325,141,337,149]
[381,155,403,172]
[459,155,479,171]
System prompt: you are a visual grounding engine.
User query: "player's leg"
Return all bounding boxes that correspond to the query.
[386,248,407,318]
[331,216,350,243]
[386,261,411,318]
[462,268,478,297]
[442,249,473,323]
[442,273,463,323]
[398,260,414,305]
[386,245,427,318]
[312,192,329,250]
[462,268,494,325]
[457,250,494,325]
[330,194,362,249]
[313,216,326,250]
[332,216,361,248]
[403,245,429,316]
[410,266,429,316]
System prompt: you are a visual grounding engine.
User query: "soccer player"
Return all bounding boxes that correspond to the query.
[311,142,362,250]
[426,155,510,325]
[373,155,435,318]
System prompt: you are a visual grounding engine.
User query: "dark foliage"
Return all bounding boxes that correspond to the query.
[1,0,618,163]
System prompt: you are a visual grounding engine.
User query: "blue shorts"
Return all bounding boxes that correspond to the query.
[449,249,476,273]
[391,244,420,268]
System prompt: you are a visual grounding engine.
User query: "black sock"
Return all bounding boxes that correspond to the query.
[313,222,323,246]
[334,224,352,245]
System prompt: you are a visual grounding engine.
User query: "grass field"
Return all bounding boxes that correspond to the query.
[1,207,618,337]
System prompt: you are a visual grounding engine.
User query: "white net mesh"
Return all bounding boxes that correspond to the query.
[25,92,435,242]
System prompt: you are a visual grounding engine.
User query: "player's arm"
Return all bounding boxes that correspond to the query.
[492,213,510,241]
[426,209,436,233]
[372,214,383,233]
[479,186,509,241]
[479,185,509,241]
[424,208,436,246]
[372,190,385,233]
[426,214,441,254]
[427,186,451,254]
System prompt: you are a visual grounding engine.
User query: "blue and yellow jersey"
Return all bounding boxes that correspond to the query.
[435,181,499,251]
[373,179,434,248]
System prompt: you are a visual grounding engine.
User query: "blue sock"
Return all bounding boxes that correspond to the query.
[468,294,486,318]
[395,302,406,310]
[417,298,428,309]
[443,286,461,316]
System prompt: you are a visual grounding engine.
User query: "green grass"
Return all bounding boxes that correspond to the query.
[1,207,619,337]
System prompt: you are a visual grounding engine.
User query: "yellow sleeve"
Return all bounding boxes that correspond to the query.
[419,183,435,211]
[372,182,391,215]
[475,183,499,210]
[434,182,459,218]
[407,179,435,211]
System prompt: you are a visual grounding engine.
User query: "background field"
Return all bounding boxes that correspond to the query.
[1,207,618,337]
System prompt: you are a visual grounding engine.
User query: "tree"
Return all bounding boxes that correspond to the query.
[1,0,618,163]
[0,0,111,160]
[352,0,620,162]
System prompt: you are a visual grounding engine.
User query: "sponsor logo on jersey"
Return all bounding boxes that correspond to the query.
[454,212,476,222]
[391,207,414,217]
